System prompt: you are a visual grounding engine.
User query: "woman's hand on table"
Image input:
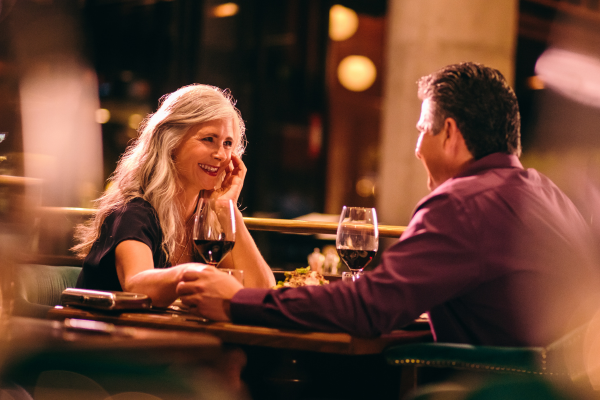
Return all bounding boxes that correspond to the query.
[176,264,243,321]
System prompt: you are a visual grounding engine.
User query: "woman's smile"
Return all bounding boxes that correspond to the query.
[199,163,220,176]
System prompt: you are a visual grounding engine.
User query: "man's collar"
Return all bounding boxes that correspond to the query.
[413,153,523,214]
[454,152,523,179]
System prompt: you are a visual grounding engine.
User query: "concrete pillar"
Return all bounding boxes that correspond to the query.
[377,0,518,225]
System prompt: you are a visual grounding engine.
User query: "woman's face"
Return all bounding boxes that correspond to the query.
[173,118,236,192]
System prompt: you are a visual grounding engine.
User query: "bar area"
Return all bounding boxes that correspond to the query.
[2,1,600,399]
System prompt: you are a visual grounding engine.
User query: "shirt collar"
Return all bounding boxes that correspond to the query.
[415,152,524,211]
[454,152,523,179]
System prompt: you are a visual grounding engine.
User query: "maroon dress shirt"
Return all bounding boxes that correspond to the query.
[231,153,600,346]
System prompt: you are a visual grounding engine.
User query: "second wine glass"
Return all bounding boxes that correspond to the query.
[193,198,236,267]
[336,206,378,281]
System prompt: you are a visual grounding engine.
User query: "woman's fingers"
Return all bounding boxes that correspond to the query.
[231,154,247,178]
[226,154,245,180]
[176,280,201,296]
[225,159,234,175]
[179,264,209,281]
[179,294,203,313]
[215,154,246,203]
[180,269,203,282]
[220,160,234,185]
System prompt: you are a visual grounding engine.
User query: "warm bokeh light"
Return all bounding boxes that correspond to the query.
[526,76,544,90]
[95,108,111,124]
[213,3,239,18]
[329,4,358,41]
[356,178,375,197]
[337,55,377,92]
[535,48,600,108]
[128,113,143,130]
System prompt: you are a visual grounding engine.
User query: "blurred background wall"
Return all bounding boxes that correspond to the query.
[0,0,599,268]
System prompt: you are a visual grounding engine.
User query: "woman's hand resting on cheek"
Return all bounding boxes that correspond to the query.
[210,153,246,205]
[176,265,244,321]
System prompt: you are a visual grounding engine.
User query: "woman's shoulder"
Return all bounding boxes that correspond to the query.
[123,197,155,211]
[102,197,162,238]
[108,197,157,222]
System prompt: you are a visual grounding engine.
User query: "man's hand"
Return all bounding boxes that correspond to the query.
[176,265,244,321]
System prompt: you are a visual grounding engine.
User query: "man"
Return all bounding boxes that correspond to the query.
[177,62,600,346]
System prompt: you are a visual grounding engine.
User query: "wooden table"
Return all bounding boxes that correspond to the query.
[3,315,221,358]
[0,317,225,399]
[47,306,432,399]
[47,305,431,355]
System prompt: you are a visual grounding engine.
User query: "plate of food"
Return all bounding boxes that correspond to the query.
[274,266,329,289]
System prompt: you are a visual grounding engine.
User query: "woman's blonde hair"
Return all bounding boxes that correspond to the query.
[72,84,246,260]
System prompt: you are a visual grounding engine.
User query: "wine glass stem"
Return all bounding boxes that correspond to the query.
[352,270,361,281]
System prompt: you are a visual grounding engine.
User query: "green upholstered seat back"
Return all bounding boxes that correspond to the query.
[384,322,591,377]
[385,342,545,374]
[14,264,82,318]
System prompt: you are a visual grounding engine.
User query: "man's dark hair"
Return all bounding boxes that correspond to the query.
[417,62,521,159]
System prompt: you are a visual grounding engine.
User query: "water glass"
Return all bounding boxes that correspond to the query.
[219,268,244,286]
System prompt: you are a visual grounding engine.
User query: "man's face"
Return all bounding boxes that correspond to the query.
[415,99,450,191]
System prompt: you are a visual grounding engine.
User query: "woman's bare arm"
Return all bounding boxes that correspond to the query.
[213,153,275,288]
[115,240,201,307]
[218,208,276,288]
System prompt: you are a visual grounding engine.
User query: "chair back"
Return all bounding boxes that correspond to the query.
[14,264,82,318]
[385,322,592,377]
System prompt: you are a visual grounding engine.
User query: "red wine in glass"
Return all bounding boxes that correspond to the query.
[336,249,376,271]
[193,198,236,266]
[193,240,235,266]
[336,206,378,281]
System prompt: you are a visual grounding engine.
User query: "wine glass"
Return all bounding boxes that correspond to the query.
[193,198,236,267]
[336,207,378,281]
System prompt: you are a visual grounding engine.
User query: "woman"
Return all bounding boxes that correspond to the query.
[73,84,275,307]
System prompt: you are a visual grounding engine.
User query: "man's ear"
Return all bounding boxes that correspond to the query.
[443,118,473,163]
[443,118,464,151]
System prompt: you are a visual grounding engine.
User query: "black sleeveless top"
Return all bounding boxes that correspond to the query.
[76,198,171,291]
